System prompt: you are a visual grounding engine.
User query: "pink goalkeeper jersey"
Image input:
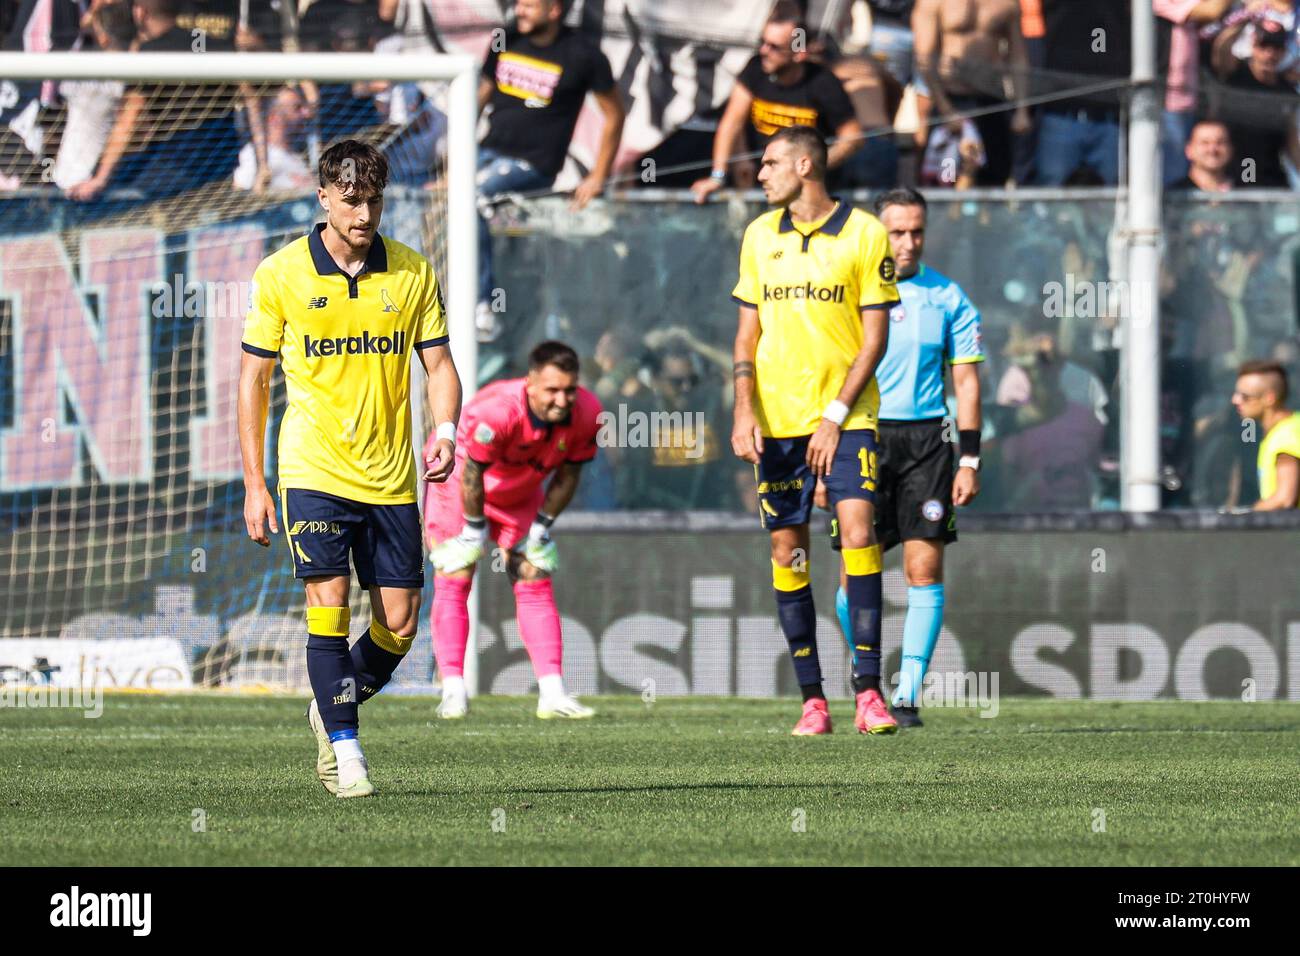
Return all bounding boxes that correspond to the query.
[433,377,602,509]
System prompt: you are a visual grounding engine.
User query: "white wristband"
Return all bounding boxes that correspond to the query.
[435,421,457,444]
[823,400,850,426]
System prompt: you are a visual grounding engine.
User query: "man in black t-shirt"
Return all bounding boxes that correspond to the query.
[690,0,860,203]
[66,0,238,201]
[475,0,624,340]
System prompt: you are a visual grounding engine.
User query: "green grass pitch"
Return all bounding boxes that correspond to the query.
[2,695,1297,866]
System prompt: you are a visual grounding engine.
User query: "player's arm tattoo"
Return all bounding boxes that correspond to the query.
[461,457,487,519]
[733,361,755,381]
[541,461,584,519]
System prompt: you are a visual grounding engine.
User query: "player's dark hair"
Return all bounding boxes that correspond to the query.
[769,125,827,180]
[873,187,927,218]
[1238,359,1289,403]
[529,341,581,376]
[319,140,389,198]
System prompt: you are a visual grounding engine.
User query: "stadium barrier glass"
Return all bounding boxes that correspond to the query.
[487,190,1300,512]
[3,189,1300,698]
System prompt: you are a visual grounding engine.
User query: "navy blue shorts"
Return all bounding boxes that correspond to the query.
[755,428,878,529]
[280,488,424,589]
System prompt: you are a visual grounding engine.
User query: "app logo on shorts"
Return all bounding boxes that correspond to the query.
[921,499,943,522]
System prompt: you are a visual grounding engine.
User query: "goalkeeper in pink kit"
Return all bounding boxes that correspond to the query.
[424,341,602,719]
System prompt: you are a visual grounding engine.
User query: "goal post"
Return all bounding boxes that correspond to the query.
[0,52,480,694]
[0,51,480,379]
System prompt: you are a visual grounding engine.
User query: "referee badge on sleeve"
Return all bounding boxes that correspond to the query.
[473,423,495,445]
[880,257,897,282]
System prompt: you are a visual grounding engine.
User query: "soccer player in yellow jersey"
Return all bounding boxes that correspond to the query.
[237,141,463,798]
[1231,360,1300,510]
[730,125,900,736]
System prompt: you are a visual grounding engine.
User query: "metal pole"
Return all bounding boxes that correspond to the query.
[1124,0,1162,511]
[445,65,481,696]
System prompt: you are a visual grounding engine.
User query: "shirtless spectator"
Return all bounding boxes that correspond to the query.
[1169,120,1235,192]
[691,1,861,202]
[912,0,1030,187]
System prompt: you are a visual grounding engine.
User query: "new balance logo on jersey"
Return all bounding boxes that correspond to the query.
[762,282,846,303]
[304,330,407,357]
[308,296,328,309]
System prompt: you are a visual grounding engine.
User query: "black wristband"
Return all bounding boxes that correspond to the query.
[463,514,486,529]
[534,511,556,528]
[959,429,981,458]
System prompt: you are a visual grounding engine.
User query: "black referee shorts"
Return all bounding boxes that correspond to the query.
[831,418,958,553]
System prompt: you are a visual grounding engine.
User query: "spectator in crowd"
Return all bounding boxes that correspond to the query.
[65,0,240,201]
[690,0,862,203]
[1231,359,1300,509]
[1035,0,1131,185]
[1208,0,1300,78]
[231,85,314,191]
[591,328,647,408]
[1011,0,1046,183]
[52,2,136,192]
[865,0,918,88]
[613,341,741,510]
[824,18,905,189]
[1170,119,1237,191]
[5,0,83,51]
[0,0,86,189]
[912,0,1030,187]
[301,0,381,50]
[995,327,1104,509]
[1210,12,1300,189]
[1155,0,1234,186]
[476,0,625,341]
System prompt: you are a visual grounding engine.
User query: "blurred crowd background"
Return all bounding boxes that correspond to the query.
[1,0,1298,515]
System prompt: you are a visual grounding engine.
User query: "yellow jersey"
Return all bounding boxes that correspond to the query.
[241,223,449,505]
[1258,411,1300,504]
[731,201,899,438]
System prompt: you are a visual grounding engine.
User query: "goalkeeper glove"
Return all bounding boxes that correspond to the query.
[520,513,558,573]
[432,516,487,573]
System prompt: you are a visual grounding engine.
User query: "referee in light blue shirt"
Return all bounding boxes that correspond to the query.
[825,187,984,727]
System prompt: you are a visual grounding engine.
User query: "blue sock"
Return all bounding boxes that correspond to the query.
[892,584,945,708]
[351,624,408,703]
[774,585,823,695]
[835,586,855,669]
[306,634,359,738]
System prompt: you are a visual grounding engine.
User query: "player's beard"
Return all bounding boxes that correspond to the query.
[329,215,376,254]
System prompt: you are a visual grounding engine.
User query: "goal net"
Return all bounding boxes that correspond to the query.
[0,52,478,694]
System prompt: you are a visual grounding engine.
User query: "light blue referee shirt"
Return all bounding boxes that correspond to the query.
[875,263,984,421]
